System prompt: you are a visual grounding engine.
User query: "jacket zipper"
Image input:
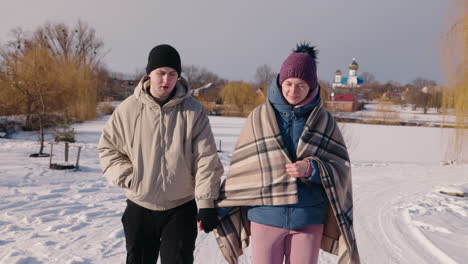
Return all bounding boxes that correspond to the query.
[289,110,294,229]
[290,110,296,162]
[158,105,167,188]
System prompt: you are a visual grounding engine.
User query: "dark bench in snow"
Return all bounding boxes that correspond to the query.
[0,120,16,138]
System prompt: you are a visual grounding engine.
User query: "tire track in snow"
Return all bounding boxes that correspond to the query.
[354,163,466,264]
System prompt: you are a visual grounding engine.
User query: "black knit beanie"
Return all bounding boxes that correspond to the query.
[145,44,181,76]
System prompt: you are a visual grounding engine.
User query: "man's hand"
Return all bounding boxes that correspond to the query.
[197,208,219,233]
[285,160,310,178]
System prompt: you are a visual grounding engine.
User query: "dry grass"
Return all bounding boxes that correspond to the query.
[98,102,115,115]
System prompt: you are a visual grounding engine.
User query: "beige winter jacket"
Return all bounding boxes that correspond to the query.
[97,77,223,210]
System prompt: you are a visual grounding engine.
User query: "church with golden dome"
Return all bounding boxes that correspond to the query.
[332,58,364,88]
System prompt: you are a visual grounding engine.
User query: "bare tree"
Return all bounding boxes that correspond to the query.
[33,20,105,68]
[403,78,439,113]
[254,64,276,93]
[411,78,437,89]
[359,72,377,84]
[132,68,146,80]
[182,64,199,89]
[403,85,443,114]
[182,64,226,89]
[359,81,402,102]
[318,79,332,98]
[95,67,128,101]
[32,21,106,120]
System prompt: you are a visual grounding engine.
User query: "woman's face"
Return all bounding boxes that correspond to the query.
[281,78,310,105]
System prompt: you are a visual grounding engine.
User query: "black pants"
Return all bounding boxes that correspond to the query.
[121,199,198,264]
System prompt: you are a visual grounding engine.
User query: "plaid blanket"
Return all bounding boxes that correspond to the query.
[214,100,360,264]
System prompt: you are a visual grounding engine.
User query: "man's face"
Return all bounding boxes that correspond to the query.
[148,67,178,101]
[281,77,310,105]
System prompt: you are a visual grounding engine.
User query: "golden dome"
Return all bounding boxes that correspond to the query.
[349,58,359,70]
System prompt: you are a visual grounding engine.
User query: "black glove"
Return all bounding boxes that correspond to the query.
[197,208,219,233]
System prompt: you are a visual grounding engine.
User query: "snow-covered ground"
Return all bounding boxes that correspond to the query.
[334,103,459,127]
[0,115,467,264]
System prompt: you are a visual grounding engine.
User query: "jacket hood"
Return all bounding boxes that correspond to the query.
[134,76,191,108]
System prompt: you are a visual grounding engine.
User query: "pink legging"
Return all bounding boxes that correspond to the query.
[250,222,323,264]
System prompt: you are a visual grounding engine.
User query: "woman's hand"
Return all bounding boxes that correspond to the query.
[285,160,310,178]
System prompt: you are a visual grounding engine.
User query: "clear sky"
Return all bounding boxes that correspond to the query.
[1,0,450,84]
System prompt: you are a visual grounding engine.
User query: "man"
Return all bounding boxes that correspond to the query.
[97,44,223,264]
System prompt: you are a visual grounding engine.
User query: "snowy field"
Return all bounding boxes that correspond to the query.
[0,115,467,264]
[334,103,458,127]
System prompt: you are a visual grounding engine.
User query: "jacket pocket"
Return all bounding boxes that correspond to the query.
[129,166,139,193]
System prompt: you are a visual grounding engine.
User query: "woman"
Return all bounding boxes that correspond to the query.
[214,43,360,264]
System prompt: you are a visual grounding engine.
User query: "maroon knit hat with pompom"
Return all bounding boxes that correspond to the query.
[279,43,318,90]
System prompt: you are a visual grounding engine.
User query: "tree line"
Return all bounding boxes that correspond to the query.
[355,74,442,114]
[0,20,451,125]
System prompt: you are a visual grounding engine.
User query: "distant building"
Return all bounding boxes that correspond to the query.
[332,58,364,88]
[193,83,219,97]
[326,58,365,112]
[192,83,222,104]
[325,94,361,112]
